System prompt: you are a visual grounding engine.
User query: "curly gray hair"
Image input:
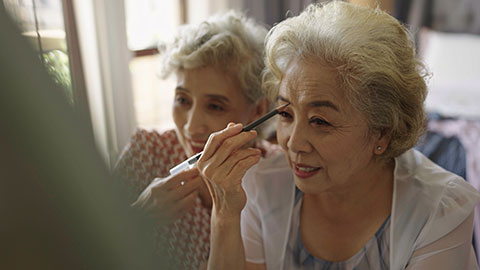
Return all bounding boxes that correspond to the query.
[263,1,429,160]
[159,10,268,103]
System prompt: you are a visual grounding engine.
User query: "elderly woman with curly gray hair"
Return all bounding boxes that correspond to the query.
[114,11,274,269]
[196,1,480,269]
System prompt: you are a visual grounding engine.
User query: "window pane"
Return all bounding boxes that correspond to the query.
[3,0,73,105]
[124,0,181,51]
[129,55,176,130]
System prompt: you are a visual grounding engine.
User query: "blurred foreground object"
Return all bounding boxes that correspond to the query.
[0,7,173,269]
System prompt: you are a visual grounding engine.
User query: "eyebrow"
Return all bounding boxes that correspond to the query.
[205,94,230,103]
[175,86,230,104]
[277,95,339,112]
[175,86,189,92]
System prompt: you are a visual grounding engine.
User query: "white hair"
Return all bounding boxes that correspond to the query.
[159,10,268,102]
[263,1,430,159]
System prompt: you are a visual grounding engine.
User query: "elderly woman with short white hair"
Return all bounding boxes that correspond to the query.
[196,2,480,269]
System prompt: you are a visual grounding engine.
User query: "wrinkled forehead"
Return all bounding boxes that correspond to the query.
[278,59,346,108]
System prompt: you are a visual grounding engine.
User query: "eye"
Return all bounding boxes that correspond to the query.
[309,117,330,126]
[174,95,190,106]
[208,103,224,111]
[278,111,292,119]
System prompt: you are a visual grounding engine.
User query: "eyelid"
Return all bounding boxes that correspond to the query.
[309,117,330,126]
[208,103,224,110]
[174,90,188,98]
[208,98,227,105]
[278,111,292,119]
[175,92,189,99]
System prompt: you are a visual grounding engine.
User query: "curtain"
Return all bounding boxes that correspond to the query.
[396,0,480,34]
[241,0,324,27]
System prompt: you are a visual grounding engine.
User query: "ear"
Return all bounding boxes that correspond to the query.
[374,129,391,155]
[248,97,269,122]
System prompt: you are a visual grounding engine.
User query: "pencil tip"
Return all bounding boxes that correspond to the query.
[277,102,290,110]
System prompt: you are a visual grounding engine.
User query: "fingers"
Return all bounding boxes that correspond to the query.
[211,130,258,169]
[137,167,201,209]
[227,151,261,179]
[169,191,199,220]
[162,167,199,189]
[202,147,261,185]
[200,123,243,161]
[150,191,198,223]
[224,148,261,178]
[169,176,203,200]
[199,128,258,176]
[145,180,200,218]
[147,167,199,194]
[151,175,201,205]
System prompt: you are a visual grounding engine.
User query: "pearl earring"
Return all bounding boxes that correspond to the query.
[377,146,382,151]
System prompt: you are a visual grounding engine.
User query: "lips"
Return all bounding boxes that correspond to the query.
[293,162,321,178]
[188,140,206,154]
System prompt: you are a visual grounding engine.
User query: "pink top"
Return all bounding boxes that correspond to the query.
[115,129,210,269]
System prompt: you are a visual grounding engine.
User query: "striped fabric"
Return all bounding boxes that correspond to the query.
[284,189,391,270]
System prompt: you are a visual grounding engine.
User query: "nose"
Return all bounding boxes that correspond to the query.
[286,121,312,154]
[184,104,208,138]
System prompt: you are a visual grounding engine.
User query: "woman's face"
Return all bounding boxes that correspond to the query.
[276,59,382,194]
[173,66,263,157]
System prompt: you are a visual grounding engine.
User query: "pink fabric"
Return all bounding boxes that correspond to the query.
[428,119,480,263]
[115,129,210,269]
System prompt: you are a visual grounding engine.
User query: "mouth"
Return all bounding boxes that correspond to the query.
[188,140,206,154]
[293,162,321,179]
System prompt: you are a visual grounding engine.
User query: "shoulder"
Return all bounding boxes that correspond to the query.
[395,149,479,207]
[394,149,480,247]
[114,128,185,174]
[128,128,179,147]
[117,128,181,159]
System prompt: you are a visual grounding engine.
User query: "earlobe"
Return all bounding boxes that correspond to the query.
[374,130,391,155]
[375,145,384,155]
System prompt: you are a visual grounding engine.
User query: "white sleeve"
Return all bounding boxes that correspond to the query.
[241,184,266,264]
[406,211,478,270]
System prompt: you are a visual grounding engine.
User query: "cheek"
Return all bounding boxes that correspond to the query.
[209,118,228,132]
[320,139,372,176]
[199,114,232,136]
[276,122,289,150]
[172,106,187,131]
[215,111,250,131]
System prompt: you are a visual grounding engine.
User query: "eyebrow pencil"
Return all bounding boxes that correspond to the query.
[169,103,290,175]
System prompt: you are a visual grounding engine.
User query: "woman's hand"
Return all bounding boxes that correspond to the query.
[131,167,202,226]
[197,123,261,220]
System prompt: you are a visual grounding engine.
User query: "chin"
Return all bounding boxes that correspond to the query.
[174,130,192,157]
[293,177,311,192]
[293,176,327,195]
